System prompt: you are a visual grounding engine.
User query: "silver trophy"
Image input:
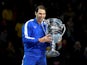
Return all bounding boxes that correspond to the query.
[45,18,66,57]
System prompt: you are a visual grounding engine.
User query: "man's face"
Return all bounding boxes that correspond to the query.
[35,9,46,23]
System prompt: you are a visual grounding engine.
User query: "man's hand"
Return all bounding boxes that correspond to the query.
[39,34,52,43]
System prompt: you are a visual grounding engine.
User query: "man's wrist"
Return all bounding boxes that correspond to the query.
[39,37,45,42]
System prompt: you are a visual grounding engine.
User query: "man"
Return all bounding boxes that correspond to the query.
[21,5,52,65]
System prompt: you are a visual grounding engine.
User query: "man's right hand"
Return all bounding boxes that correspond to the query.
[39,34,52,43]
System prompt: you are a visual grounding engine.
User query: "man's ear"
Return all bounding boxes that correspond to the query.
[35,12,36,15]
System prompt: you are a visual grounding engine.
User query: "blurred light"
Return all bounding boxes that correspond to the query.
[1,1,5,6]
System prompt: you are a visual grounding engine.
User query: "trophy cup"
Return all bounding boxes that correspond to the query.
[45,18,66,57]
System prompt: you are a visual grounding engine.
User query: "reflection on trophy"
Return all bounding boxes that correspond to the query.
[45,18,66,57]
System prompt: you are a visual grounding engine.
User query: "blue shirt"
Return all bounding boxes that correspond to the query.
[22,18,50,56]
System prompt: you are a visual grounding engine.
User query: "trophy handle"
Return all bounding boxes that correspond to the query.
[61,24,66,36]
[57,24,66,42]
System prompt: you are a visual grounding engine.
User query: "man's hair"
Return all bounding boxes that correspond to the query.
[35,5,46,12]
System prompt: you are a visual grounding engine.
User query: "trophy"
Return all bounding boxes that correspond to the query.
[45,18,66,57]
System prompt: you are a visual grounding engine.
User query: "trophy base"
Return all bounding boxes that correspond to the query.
[46,50,60,57]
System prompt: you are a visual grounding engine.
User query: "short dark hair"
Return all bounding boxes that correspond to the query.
[35,5,46,12]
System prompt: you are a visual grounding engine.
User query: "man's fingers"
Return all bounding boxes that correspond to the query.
[46,34,52,37]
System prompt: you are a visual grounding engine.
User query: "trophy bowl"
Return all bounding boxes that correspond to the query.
[45,18,66,57]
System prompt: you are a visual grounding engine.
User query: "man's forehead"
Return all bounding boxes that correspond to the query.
[38,9,46,13]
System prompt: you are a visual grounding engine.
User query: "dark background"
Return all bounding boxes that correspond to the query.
[0,0,87,65]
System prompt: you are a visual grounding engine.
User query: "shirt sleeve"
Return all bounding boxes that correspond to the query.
[22,22,39,45]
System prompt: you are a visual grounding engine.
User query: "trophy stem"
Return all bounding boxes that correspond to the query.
[46,39,60,57]
[51,40,56,51]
